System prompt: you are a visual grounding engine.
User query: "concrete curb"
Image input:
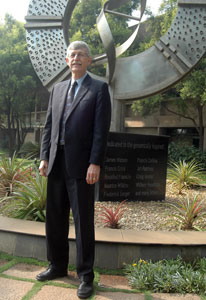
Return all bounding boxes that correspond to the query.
[1,216,206,268]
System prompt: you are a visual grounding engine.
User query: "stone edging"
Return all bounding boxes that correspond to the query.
[0,216,206,268]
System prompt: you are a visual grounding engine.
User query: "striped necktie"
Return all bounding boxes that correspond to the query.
[59,81,78,145]
[68,81,77,103]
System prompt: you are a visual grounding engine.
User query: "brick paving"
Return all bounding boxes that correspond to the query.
[0,259,202,300]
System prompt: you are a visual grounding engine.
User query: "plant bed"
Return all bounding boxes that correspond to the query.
[1,180,206,232]
[94,183,206,231]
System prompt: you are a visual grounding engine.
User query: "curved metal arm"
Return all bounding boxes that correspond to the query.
[97,0,147,83]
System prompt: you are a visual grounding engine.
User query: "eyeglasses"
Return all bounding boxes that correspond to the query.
[68,52,88,59]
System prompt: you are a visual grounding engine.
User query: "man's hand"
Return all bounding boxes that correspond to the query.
[86,164,100,185]
[39,160,48,177]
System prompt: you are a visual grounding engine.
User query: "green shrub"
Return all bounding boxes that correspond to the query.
[168,142,206,169]
[18,142,40,159]
[125,257,206,294]
[0,152,30,197]
[0,166,47,222]
[167,159,204,193]
[168,194,206,230]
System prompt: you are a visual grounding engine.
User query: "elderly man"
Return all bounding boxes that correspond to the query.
[36,41,111,299]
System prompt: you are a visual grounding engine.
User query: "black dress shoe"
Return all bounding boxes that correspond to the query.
[36,265,67,281]
[77,281,93,299]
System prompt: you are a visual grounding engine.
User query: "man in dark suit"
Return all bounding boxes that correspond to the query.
[36,41,111,299]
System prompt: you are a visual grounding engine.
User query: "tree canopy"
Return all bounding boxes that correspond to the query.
[0,15,43,155]
[131,0,206,151]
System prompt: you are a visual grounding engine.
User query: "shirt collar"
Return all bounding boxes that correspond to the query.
[71,72,87,86]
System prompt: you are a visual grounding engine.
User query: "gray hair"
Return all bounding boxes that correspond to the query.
[67,41,91,57]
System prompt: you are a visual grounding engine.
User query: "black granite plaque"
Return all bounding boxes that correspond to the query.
[99,132,169,202]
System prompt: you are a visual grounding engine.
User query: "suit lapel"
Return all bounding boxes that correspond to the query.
[66,74,91,121]
[58,80,71,120]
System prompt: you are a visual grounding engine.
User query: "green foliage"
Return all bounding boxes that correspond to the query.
[0,14,43,154]
[178,60,206,104]
[125,256,206,294]
[137,15,164,52]
[0,152,29,197]
[0,165,47,222]
[176,58,206,150]
[131,0,206,151]
[138,0,177,52]
[168,142,206,168]
[159,0,178,36]
[131,94,162,117]
[18,142,40,159]
[167,159,204,193]
[168,194,206,230]
[100,200,127,229]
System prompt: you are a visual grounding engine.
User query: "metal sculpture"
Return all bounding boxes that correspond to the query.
[96,0,147,83]
[25,0,206,101]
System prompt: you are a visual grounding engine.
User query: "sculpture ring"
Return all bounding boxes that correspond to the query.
[25,0,206,100]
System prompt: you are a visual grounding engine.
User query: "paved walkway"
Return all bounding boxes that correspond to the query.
[0,257,203,300]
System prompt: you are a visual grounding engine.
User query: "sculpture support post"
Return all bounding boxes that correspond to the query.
[110,97,125,132]
[107,71,124,132]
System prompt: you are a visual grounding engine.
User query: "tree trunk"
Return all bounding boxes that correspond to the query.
[6,100,14,156]
[16,117,21,152]
[7,110,16,156]
[197,104,204,151]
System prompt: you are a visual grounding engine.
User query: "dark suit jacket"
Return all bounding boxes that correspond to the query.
[40,74,111,178]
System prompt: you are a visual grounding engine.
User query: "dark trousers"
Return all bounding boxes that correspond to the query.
[46,148,95,283]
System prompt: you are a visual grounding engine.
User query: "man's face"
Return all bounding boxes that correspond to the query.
[66,49,92,79]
